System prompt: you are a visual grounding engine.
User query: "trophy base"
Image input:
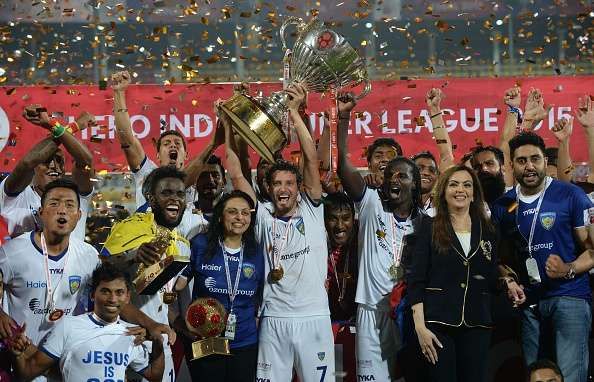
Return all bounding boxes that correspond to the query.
[191,337,231,360]
[134,255,189,295]
[220,93,286,164]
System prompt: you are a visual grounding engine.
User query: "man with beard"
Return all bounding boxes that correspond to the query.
[492,132,594,382]
[102,166,190,382]
[323,192,358,321]
[0,106,94,240]
[337,92,425,381]
[221,83,335,382]
[470,146,508,207]
[411,151,438,217]
[193,155,226,218]
[111,71,218,239]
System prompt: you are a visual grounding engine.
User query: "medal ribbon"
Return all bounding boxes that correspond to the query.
[220,241,244,313]
[329,89,339,174]
[328,247,349,302]
[515,177,551,258]
[41,233,69,312]
[282,49,293,145]
[271,214,294,270]
[390,216,405,268]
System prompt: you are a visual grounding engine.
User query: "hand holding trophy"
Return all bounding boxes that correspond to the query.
[185,297,231,359]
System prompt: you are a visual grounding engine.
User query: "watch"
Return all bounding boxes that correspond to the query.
[564,265,576,280]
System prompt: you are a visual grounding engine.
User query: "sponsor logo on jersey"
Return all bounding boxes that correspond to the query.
[201,263,222,272]
[29,298,41,311]
[28,298,71,315]
[357,359,373,369]
[204,277,216,288]
[358,376,376,381]
[256,379,271,382]
[256,362,271,371]
[317,351,325,361]
[69,275,82,294]
[26,281,48,288]
[242,263,255,279]
[539,212,556,230]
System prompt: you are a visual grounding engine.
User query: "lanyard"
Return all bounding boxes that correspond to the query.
[390,215,406,266]
[328,247,349,302]
[271,213,295,269]
[220,241,244,313]
[516,177,551,258]
[41,233,68,310]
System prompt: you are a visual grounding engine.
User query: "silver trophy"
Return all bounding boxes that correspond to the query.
[220,17,371,163]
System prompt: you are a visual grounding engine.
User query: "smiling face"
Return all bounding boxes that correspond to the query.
[529,368,562,382]
[92,278,130,323]
[156,134,187,169]
[444,170,474,212]
[33,153,65,191]
[269,170,299,217]
[150,177,186,229]
[414,157,437,195]
[222,197,252,238]
[368,145,398,174]
[382,161,416,208]
[196,164,225,203]
[325,206,354,248]
[39,187,81,238]
[512,144,547,193]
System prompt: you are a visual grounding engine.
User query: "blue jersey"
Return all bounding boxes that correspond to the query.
[492,178,593,301]
[183,233,264,348]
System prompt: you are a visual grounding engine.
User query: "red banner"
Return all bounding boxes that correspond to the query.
[0,76,592,172]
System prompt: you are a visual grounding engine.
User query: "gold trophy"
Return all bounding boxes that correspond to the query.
[100,213,190,295]
[185,297,231,359]
[220,17,371,163]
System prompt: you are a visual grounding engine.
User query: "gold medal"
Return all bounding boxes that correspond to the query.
[269,267,284,283]
[48,309,64,322]
[162,292,177,304]
[389,263,403,280]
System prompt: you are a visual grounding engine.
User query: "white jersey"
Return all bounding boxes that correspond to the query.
[133,157,207,240]
[40,314,149,382]
[0,232,100,346]
[355,188,414,310]
[0,178,92,241]
[423,196,436,217]
[255,193,329,317]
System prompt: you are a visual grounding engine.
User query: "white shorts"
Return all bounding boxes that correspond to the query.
[257,316,335,382]
[127,344,175,382]
[356,304,401,382]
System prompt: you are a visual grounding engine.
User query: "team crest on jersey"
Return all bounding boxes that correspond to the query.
[317,352,325,361]
[586,207,594,226]
[69,275,82,294]
[539,212,556,230]
[242,263,255,279]
[295,217,305,235]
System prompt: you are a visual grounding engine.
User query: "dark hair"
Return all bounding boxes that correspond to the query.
[384,157,423,213]
[526,359,564,382]
[411,150,437,165]
[90,262,132,294]
[509,131,546,159]
[206,155,226,180]
[323,192,355,219]
[265,160,302,188]
[157,130,187,151]
[459,151,473,167]
[41,178,80,208]
[432,165,494,253]
[147,166,187,196]
[470,146,504,167]
[204,190,257,260]
[366,138,403,163]
[544,147,559,167]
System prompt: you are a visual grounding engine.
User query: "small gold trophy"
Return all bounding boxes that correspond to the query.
[100,213,190,295]
[185,298,231,359]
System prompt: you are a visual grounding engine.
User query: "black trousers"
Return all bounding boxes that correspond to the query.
[425,323,492,382]
[186,342,258,382]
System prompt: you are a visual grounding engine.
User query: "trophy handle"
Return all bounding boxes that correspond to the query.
[280,16,305,51]
[353,78,372,101]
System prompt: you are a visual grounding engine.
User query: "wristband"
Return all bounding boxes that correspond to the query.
[564,265,576,280]
[48,119,66,139]
[66,121,80,134]
[506,105,523,123]
[430,111,443,119]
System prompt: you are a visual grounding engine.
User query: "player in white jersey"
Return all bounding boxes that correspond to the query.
[102,167,192,382]
[218,84,335,382]
[337,93,426,381]
[0,106,95,241]
[9,262,165,382]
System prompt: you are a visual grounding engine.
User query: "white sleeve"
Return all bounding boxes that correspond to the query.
[355,188,378,221]
[132,157,157,209]
[255,201,269,241]
[0,177,21,212]
[39,319,67,361]
[128,343,150,373]
[71,190,93,241]
[299,192,324,224]
[0,246,13,289]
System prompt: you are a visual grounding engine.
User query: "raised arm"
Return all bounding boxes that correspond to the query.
[4,137,59,195]
[57,111,95,195]
[111,71,145,170]
[286,83,322,201]
[519,88,551,132]
[216,101,256,203]
[426,88,454,172]
[336,93,366,200]
[576,95,594,183]
[500,86,521,187]
[183,119,224,189]
[551,117,574,183]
